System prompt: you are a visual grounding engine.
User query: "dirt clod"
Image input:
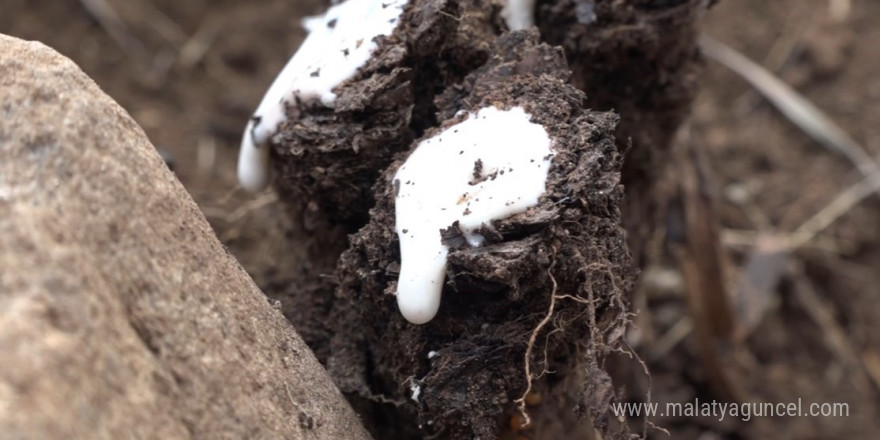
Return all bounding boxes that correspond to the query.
[334,30,635,439]
[273,0,500,230]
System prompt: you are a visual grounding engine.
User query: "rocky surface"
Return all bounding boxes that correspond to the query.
[0,34,370,440]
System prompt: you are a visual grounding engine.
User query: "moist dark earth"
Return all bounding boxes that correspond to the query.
[272,0,499,228]
[323,29,632,439]
[4,0,880,439]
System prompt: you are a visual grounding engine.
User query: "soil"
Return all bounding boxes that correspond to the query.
[537,0,708,266]
[4,0,879,439]
[639,1,880,438]
[329,30,633,439]
[272,0,499,229]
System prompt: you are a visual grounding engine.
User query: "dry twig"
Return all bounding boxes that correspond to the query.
[788,171,880,248]
[78,0,150,64]
[829,0,852,22]
[700,35,880,186]
[201,190,279,224]
[792,267,877,395]
[179,15,224,69]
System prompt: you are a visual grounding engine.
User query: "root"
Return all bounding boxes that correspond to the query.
[514,264,558,427]
[514,259,631,428]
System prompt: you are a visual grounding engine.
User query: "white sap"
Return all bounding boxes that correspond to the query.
[501,0,536,30]
[238,0,409,191]
[394,106,554,324]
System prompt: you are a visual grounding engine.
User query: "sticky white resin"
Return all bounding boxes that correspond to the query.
[237,0,408,191]
[410,383,421,402]
[394,106,554,324]
[501,0,536,30]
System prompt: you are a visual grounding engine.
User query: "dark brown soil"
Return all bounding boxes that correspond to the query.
[537,0,711,274]
[5,0,880,439]
[537,0,705,189]
[272,0,501,228]
[330,30,633,439]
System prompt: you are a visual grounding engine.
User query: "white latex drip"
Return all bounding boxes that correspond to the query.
[394,106,554,324]
[237,0,408,191]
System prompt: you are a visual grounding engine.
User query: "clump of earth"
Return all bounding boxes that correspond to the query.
[253,0,709,437]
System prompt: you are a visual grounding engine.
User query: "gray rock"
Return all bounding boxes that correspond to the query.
[0,34,371,440]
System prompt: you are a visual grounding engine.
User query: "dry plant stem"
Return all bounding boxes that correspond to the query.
[201,191,279,224]
[699,35,880,187]
[722,229,856,254]
[734,10,809,114]
[792,267,878,395]
[673,134,741,402]
[788,171,880,248]
[677,133,735,340]
[705,34,880,347]
[725,172,880,342]
[862,350,880,393]
[727,169,880,254]
[829,0,852,22]
[130,0,187,46]
[178,14,224,69]
[648,317,693,362]
[78,0,150,64]
[760,11,809,73]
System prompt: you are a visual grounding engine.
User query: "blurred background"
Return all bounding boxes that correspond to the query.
[2,0,878,438]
